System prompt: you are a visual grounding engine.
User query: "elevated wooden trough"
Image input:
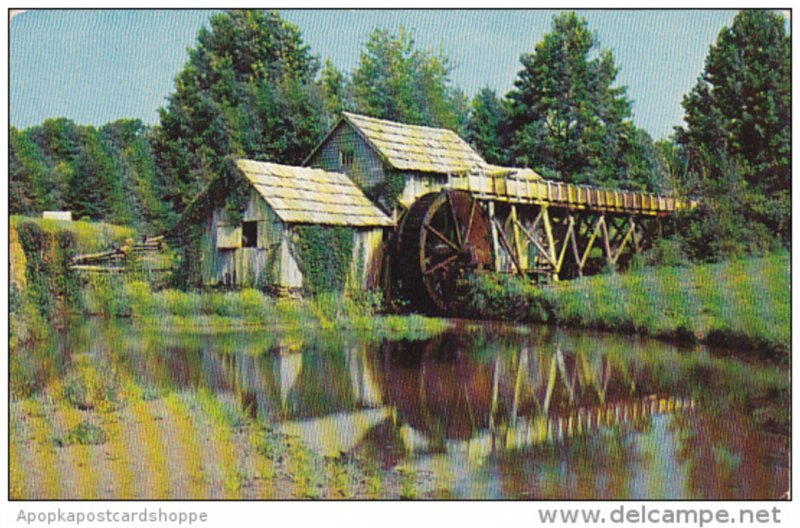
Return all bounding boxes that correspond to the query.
[394,167,694,311]
[448,169,693,216]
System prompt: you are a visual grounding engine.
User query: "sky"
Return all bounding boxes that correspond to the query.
[9,9,774,140]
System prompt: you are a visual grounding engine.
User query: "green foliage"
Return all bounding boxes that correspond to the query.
[675,10,790,252]
[293,225,354,294]
[11,215,136,253]
[465,273,557,322]
[58,421,107,446]
[365,171,405,211]
[15,221,82,322]
[466,254,790,361]
[350,27,468,133]
[505,12,659,191]
[466,88,508,165]
[10,118,164,231]
[153,10,330,224]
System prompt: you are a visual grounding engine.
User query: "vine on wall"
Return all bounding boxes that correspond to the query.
[366,171,405,212]
[293,225,354,294]
[15,221,81,321]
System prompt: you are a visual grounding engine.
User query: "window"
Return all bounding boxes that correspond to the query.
[340,147,354,169]
[242,221,258,248]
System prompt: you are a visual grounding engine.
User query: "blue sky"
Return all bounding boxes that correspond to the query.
[10,9,764,139]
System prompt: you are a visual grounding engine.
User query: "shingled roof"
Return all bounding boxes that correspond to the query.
[336,112,485,174]
[236,159,393,227]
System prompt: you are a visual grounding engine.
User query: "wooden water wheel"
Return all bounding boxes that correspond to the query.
[395,190,493,312]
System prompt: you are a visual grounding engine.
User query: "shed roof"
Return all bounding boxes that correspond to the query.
[236,159,394,227]
[336,112,485,174]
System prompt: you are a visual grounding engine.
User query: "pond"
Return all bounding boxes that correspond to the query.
[10,318,790,500]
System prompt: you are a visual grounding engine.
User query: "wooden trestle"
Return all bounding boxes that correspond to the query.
[444,171,694,281]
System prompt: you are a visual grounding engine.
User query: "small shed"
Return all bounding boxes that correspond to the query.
[43,211,72,221]
[304,112,487,217]
[201,159,393,292]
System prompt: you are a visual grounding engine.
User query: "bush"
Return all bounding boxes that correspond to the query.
[59,421,107,446]
[61,356,121,411]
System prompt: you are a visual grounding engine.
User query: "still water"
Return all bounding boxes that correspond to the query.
[13,318,789,500]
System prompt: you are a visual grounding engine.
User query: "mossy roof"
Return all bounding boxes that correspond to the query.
[236,159,394,227]
[339,112,486,174]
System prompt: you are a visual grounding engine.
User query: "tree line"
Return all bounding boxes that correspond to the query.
[9,9,790,261]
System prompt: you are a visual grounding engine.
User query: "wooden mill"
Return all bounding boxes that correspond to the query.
[306,112,693,312]
[195,112,691,310]
[393,171,692,311]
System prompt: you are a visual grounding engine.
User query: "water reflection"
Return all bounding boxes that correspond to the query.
[12,320,789,499]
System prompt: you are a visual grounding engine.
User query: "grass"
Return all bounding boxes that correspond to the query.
[80,279,451,342]
[10,215,136,254]
[466,253,790,361]
[9,374,397,499]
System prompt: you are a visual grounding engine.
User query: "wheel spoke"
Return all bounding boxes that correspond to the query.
[465,200,477,241]
[447,193,463,247]
[423,223,460,253]
[423,254,458,275]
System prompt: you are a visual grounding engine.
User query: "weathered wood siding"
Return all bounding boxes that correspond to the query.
[307,122,386,192]
[201,188,303,289]
[397,171,448,209]
[349,228,385,290]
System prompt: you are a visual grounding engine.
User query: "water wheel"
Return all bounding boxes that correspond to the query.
[395,190,493,312]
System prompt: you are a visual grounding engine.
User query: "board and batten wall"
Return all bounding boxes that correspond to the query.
[201,187,387,291]
[307,123,386,192]
[307,122,453,221]
[201,188,302,289]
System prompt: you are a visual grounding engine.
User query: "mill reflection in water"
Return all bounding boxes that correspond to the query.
[14,320,788,499]
[108,324,785,499]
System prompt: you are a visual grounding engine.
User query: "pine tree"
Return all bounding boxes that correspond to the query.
[351,27,467,133]
[465,88,508,165]
[505,12,638,187]
[676,10,790,249]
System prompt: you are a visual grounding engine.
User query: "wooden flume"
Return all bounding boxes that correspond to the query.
[394,171,692,311]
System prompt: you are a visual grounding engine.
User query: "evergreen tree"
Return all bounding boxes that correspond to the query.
[675,10,790,248]
[351,27,467,133]
[505,12,640,187]
[465,87,508,165]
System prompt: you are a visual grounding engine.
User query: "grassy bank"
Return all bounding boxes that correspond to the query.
[466,253,790,360]
[10,216,138,349]
[82,278,450,341]
[10,215,136,253]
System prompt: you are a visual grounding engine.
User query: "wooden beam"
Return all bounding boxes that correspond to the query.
[600,214,613,264]
[611,221,637,265]
[541,206,558,272]
[580,215,605,269]
[515,218,556,269]
[555,215,575,274]
[510,205,525,271]
[488,201,501,272]
[630,216,640,254]
[423,223,460,253]
[569,214,583,277]
[492,217,524,275]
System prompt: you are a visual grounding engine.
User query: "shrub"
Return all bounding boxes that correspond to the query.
[61,356,121,410]
[59,421,107,446]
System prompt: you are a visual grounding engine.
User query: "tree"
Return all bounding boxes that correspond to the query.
[505,12,639,187]
[9,127,49,215]
[465,88,508,165]
[676,10,790,250]
[153,10,329,224]
[318,59,350,117]
[351,27,467,133]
